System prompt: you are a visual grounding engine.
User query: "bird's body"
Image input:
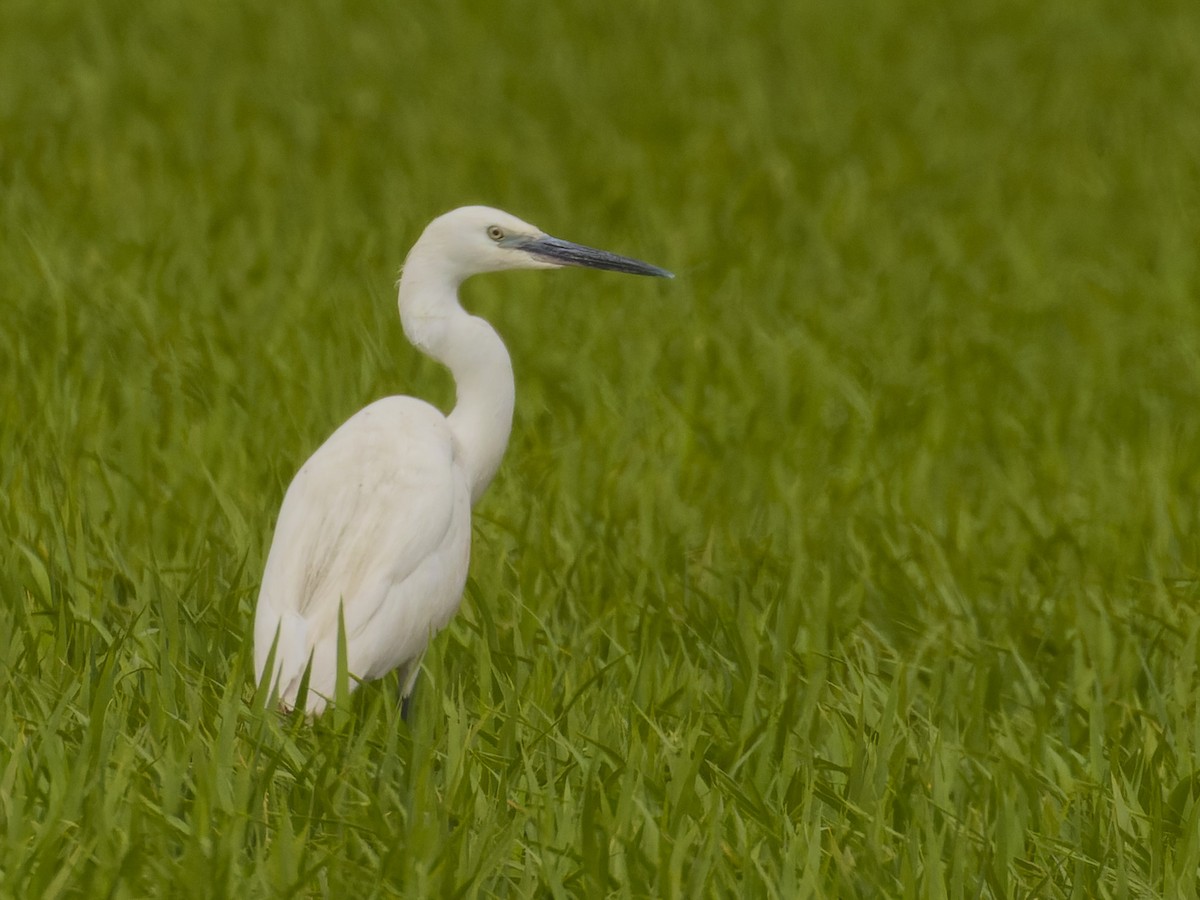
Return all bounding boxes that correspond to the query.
[253,206,669,715]
[254,396,470,711]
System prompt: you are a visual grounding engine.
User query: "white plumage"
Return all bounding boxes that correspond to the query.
[253,206,670,716]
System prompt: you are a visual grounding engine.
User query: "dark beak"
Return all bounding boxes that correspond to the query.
[520,236,673,278]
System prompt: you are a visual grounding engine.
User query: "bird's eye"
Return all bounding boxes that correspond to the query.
[487,225,505,242]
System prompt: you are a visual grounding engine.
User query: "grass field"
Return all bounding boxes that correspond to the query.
[2,0,1200,896]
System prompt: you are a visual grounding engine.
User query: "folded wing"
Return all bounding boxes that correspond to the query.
[253,396,472,714]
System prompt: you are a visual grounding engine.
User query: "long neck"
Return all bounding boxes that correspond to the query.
[398,260,515,506]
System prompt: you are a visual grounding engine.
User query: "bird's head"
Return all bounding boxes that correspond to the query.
[413,206,673,281]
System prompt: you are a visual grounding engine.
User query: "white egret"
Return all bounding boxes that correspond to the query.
[253,206,671,716]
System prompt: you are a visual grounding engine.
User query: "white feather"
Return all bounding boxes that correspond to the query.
[253,397,470,713]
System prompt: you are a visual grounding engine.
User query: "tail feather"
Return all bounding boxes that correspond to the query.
[262,611,313,710]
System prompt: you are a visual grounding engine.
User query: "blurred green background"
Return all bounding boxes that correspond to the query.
[2,0,1199,896]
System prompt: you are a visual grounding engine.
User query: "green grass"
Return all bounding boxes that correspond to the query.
[2,0,1200,895]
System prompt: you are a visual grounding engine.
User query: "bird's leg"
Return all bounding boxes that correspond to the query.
[399,664,421,722]
[396,657,424,724]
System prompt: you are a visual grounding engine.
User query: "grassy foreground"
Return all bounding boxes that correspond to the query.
[2,0,1200,895]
